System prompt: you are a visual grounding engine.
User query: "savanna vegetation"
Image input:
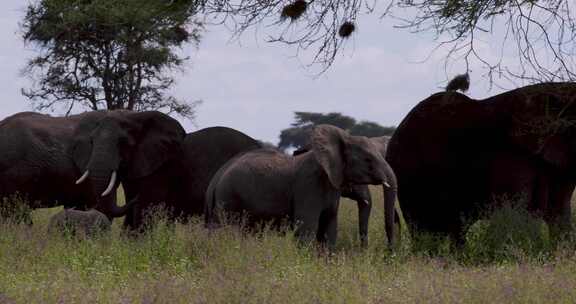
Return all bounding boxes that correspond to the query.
[278,112,396,151]
[2,188,576,303]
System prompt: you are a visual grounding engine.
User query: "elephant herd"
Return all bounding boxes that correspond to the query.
[2,80,576,249]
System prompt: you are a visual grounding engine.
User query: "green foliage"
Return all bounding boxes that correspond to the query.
[21,0,202,119]
[0,194,33,225]
[464,205,551,264]
[2,190,576,302]
[396,0,576,82]
[398,0,511,37]
[291,112,357,130]
[278,112,396,151]
[349,121,396,138]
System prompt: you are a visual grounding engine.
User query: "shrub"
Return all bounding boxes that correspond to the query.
[464,204,551,264]
[0,194,33,225]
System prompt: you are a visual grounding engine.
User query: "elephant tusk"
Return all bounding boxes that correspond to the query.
[384,182,390,188]
[101,171,117,197]
[363,199,371,206]
[75,170,90,185]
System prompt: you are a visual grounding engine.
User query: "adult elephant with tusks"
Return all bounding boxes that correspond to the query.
[0,110,172,221]
[387,80,576,244]
[71,110,185,221]
[294,135,399,247]
[205,125,398,249]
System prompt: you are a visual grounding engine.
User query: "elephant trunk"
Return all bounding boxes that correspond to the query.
[88,173,128,218]
[357,194,371,248]
[76,140,129,218]
[96,194,138,219]
[382,162,398,249]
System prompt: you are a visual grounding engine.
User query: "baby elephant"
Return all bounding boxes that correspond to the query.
[48,208,112,237]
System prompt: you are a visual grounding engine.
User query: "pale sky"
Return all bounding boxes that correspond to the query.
[0,1,510,144]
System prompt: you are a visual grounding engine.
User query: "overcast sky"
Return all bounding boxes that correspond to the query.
[0,1,510,144]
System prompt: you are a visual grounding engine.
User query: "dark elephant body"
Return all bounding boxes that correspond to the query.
[122,126,262,229]
[177,127,263,216]
[68,110,185,219]
[387,82,576,241]
[206,125,397,248]
[0,109,185,221]
[0,111,112,211]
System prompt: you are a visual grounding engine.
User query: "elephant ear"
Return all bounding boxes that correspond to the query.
[509,92,574,169]
[371,136,391,156]
[126,111,186,179]
[310,124,347,189]
[71,112,106,170]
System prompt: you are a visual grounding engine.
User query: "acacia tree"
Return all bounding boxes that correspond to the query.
[278,111,395,151]
[193,0,576,81]
[395,0,576,83]
[22,0,202,118]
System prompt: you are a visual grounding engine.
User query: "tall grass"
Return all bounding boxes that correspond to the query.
[1,188,576,303]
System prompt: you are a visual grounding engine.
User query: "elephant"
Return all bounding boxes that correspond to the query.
[386,82,576,244]
[0,111,150,221]
[47,208,111,237]
[205,124,398,248]
[294,135,398,247]
[68,109,186,222]
[121,126,262,230]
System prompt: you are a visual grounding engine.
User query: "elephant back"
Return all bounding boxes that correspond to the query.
[176,126,262,216]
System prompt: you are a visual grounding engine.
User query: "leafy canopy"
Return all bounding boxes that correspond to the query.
[278,111,395,151]
[193,0,576,81]
[22,0,202,119]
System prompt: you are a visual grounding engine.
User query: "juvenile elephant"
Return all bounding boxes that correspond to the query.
[294,135,398,247]
[205,125,398,248]
[122,126,262,230]
[48,208,111,237]
[387,82,576,243]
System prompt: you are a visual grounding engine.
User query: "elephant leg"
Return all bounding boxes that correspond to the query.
[316,204,339,250]
[316,211,329,243]
[324,212,338,250]
[449,225,466,248]
[122,185,140,230]
[357,199,371,248]
[123,202,147,233]
[123,207,134,229]
[294,209,320,245]
[547,176,574,235]
[488,153,536,209]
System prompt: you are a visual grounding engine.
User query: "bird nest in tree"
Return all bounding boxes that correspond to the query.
[339,21,355,38]
[281,0,307,20]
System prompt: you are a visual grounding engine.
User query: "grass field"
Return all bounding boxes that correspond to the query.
[2,188,576,303]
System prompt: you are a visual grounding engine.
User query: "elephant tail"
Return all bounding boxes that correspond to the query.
[204,174,219,229]
[204,156,234,229]
[204,150,252,229]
